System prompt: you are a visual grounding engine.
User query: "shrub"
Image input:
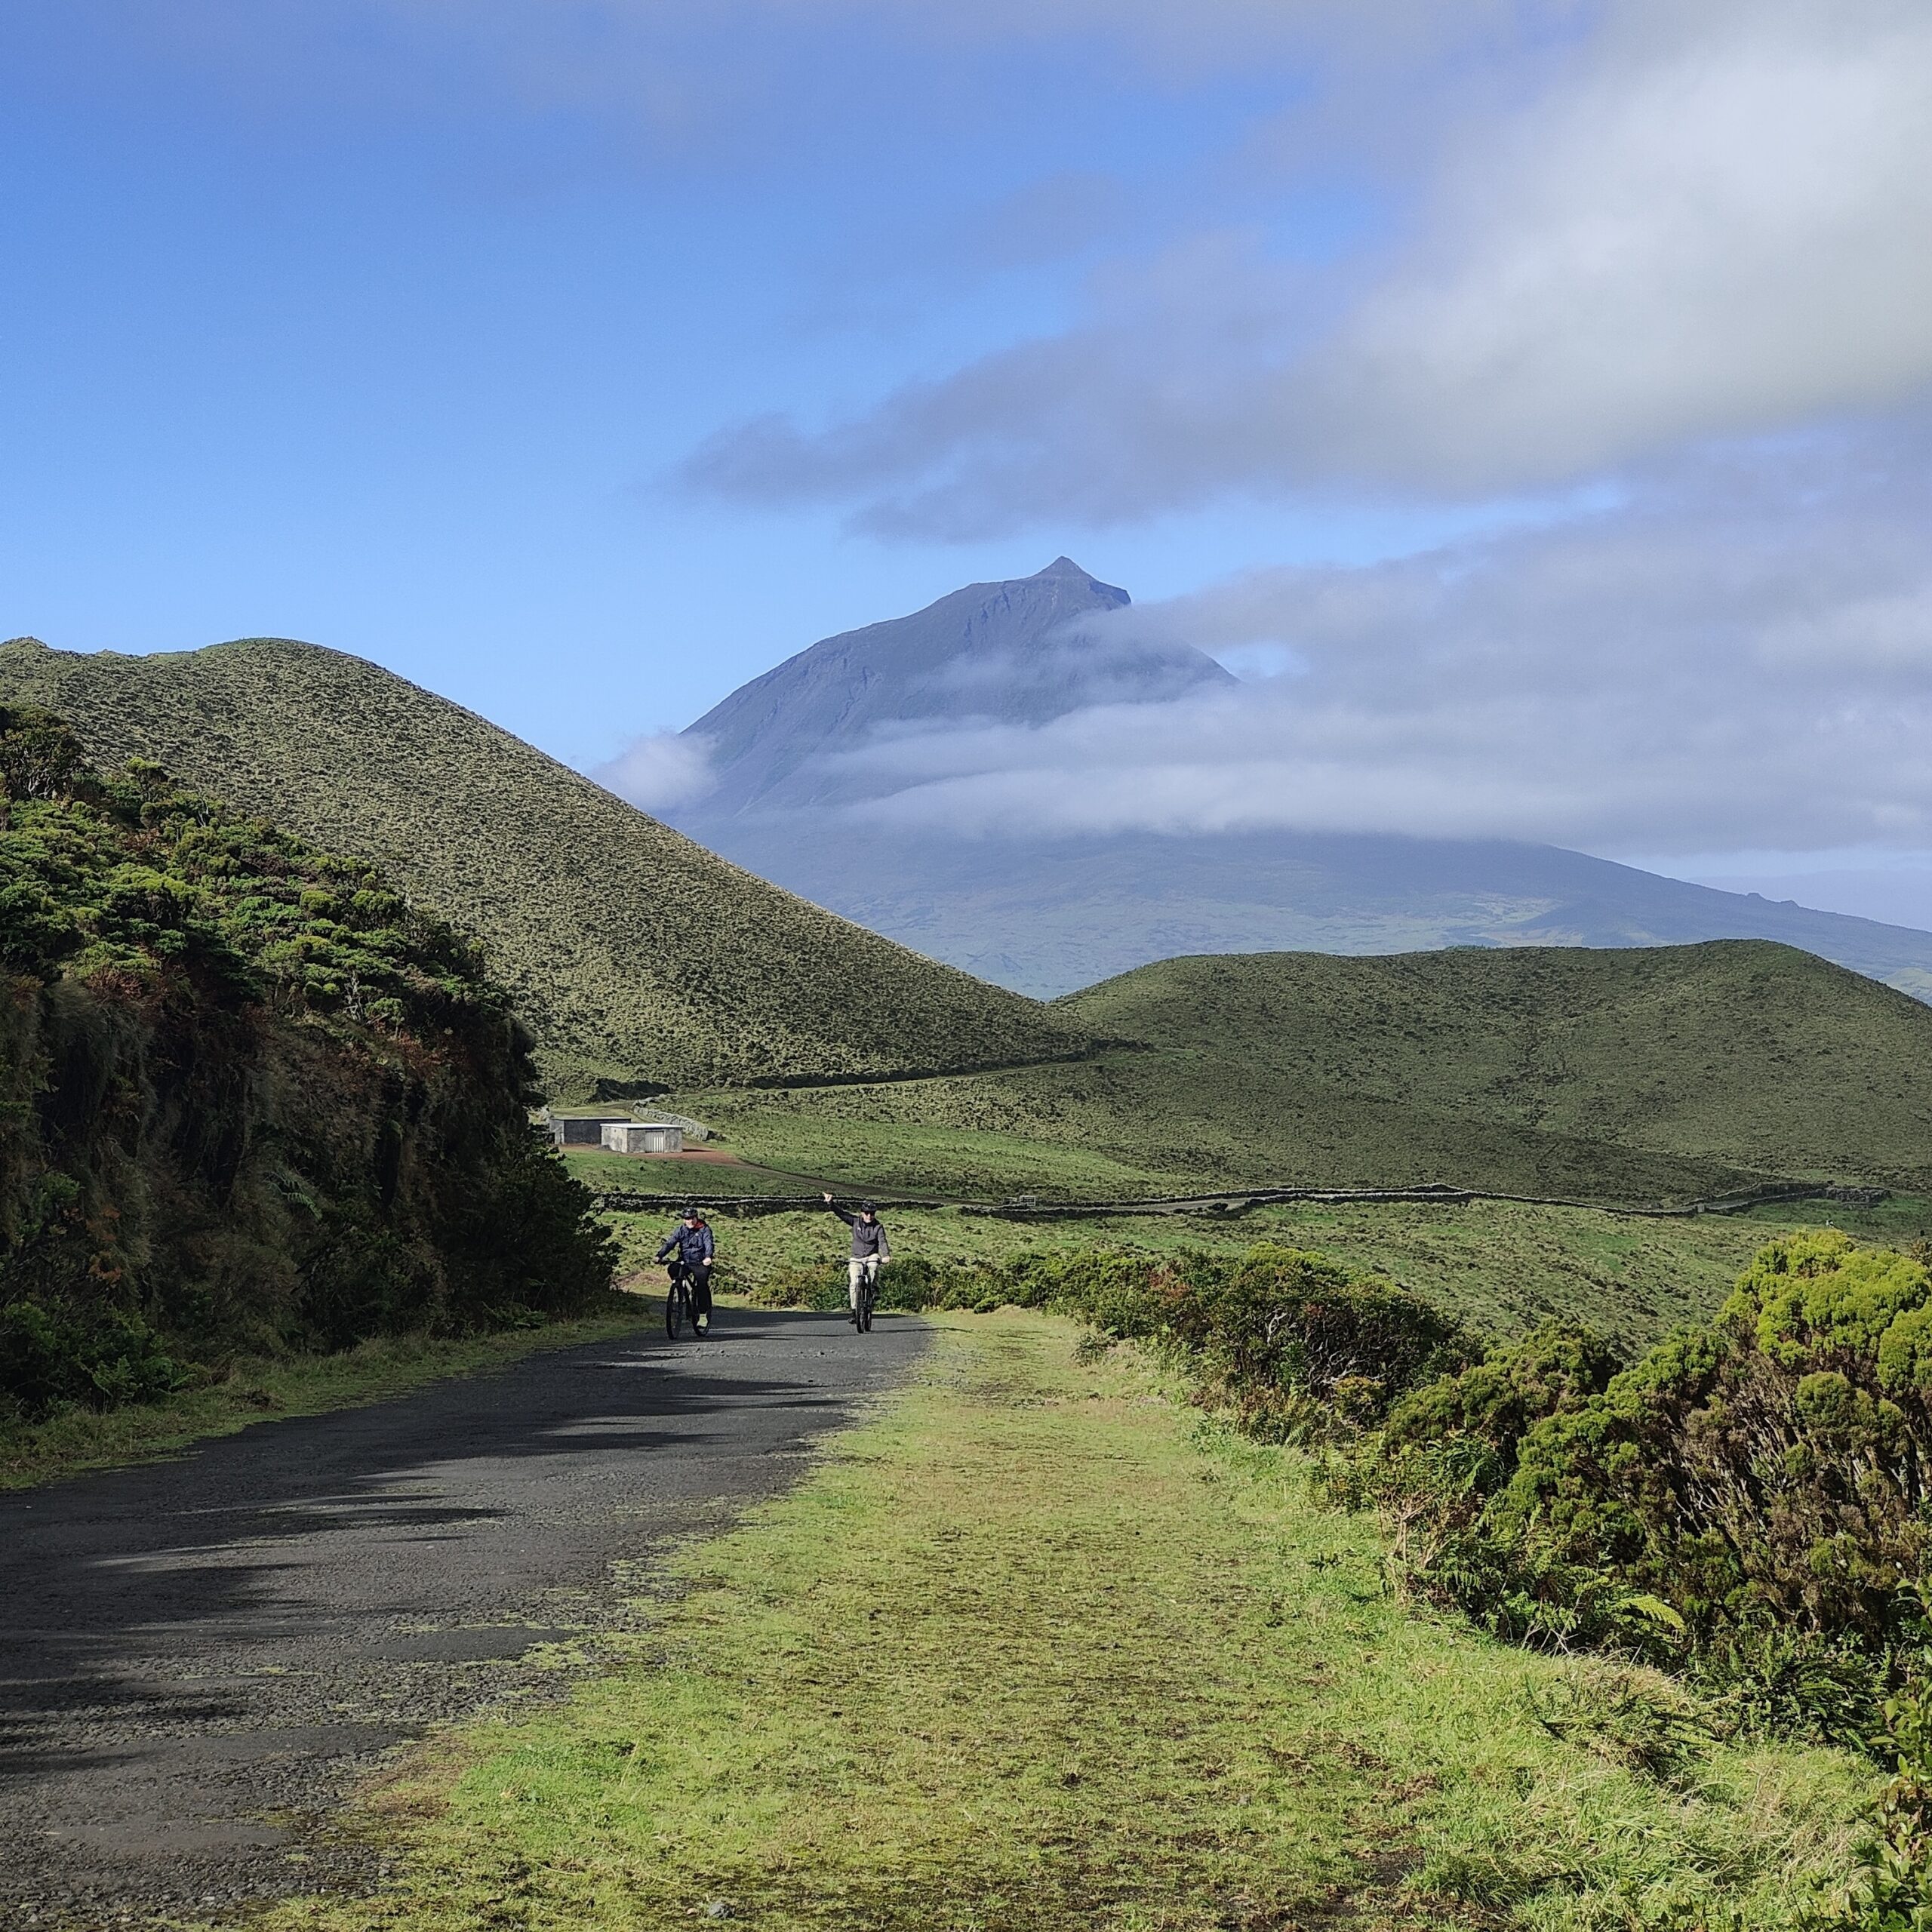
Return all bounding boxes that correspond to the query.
[0,1300,186,1417]
[1336,1230,1932,1681]
[1694,1629,1887,1749]
[1801,1681,1932,1928]
[737,1238,1469,1438]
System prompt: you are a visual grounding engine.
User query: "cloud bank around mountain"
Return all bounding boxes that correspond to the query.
[139,0,1928,892]
[593,729,715,812]
[718,427,1932,860]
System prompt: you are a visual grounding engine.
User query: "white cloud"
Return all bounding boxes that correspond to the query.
[593,731,716,811]
[1310,0,1932,491]
[684,0,1932,534]
[777,429,1932,855]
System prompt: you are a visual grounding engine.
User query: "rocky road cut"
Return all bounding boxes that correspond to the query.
[0,1306,927,1927]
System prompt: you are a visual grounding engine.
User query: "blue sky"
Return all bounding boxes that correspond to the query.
[2,1,1386,759]
[5,2,1932,920]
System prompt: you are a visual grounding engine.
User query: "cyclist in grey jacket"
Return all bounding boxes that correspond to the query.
[823,1192,890,1325]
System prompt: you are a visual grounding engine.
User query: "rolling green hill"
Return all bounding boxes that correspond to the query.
[677,940,1932,1206]
[0,637,1085,1093]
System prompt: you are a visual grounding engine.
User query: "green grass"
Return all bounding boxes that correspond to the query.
[668,1101,1195,1200]
[608,1197,1871,1352]
[0,1297,651,1491]
[558,1146,835,1197]
[0,637,1084,1093]
[235,1312,1875,1931]
[1054,944,1932,1196]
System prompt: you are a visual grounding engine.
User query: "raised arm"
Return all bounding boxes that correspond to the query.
[821,1191,857,1226]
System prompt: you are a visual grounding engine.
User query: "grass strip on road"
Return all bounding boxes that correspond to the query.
[0,1296,651,1491]
[246,1311,1874,1931]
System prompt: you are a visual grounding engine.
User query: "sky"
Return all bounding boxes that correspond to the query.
[4,0,1931,921]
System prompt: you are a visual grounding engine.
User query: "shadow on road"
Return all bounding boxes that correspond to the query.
[0,1305,927,1922]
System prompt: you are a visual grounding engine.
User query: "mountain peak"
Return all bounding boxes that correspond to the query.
[678,562,1227,818]
[1034,555,1128,602]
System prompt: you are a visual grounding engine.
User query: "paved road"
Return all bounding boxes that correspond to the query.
[0,1306,927,1927]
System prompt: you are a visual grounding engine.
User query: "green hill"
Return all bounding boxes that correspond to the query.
[0,637,1084,1094]
[681,941,1932,1206]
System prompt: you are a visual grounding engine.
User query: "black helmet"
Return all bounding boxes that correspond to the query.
[860,1201,877,1213]
[681,1203,700,1219]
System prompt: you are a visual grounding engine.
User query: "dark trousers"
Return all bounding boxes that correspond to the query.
[672,1261,713,1315]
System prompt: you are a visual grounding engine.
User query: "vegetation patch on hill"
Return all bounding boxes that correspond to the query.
[0,636,1087,1093]
[1337,1231,1932,1662]
[1296,1229,1932,1927]
[0,704,613,1444]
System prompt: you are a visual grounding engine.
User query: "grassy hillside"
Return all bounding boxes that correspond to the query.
[0,637,1084,1093]
[1065,942,1932,1189]
[669,941,1932,1207]
[10,637,1921,1216]
[610,1195,1887,1353]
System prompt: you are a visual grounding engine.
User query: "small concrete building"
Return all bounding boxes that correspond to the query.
[548,1112,633,1147]
[602,1121,683,1155]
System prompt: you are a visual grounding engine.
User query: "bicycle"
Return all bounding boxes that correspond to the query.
[852,1259,878,1334]
[665,1261,708,1340]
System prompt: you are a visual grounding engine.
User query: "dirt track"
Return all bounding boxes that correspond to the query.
[0,1306,926,1927]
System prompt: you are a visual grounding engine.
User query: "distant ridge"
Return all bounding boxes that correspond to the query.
[700,940,1932,1217]
[0,635,1088,1094]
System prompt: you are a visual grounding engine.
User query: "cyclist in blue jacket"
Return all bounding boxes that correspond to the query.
[657,1207,715,1332]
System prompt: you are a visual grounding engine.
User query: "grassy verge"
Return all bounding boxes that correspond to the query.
[0,1295,651,1491]
[607,1197,1849,1350]
[241,1312,1873,1931]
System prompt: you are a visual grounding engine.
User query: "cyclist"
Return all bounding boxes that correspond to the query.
[657,1205,715,1335]
[823,1192,890,1327]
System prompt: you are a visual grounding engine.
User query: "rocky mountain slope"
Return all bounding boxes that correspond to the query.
[682,555,1231,817]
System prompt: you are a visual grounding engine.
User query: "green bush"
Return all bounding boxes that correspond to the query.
[0,706,614,1421]
[740,1239,1467,1437]
[0,1300,186,1417]
[1802,1681,1932,1928]
[1338,1231,1932,1669]
[1694,1629,1887,1749]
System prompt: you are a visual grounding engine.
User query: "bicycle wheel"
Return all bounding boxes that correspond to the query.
[665,1278,683,1340]
[860,1278,875,1333]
